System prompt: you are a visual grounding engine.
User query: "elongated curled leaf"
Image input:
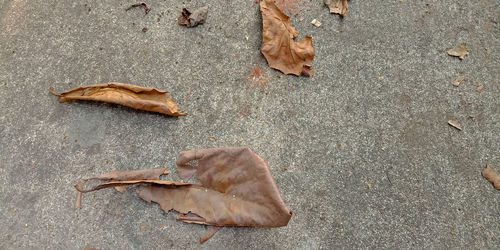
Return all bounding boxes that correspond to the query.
[75,147,292,243]
[260,0,315,76]
[50,82,187,116]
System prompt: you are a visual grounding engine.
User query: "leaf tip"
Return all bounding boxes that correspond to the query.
[49,87,59,96]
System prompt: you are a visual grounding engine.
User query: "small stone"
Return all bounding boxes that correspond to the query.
[311,19,322,27]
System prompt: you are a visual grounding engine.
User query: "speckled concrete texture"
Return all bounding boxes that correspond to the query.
[1,0,499,249]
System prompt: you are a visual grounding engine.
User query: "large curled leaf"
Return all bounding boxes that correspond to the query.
[50,82,187,116]
[260,0,315,76]
[75,147,292,243]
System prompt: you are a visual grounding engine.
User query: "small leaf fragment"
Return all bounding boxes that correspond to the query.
[482,164,500,190]
[178,7,208,27]
[447,43,469,60]
[260,0,315,76]
[448,120,462,131]
[452,76,465,87]
[325,0,348,16]
[50,82,187,116]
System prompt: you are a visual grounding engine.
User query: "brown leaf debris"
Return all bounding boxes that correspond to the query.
[447,43,469,60]
[50,82,187,116]
[482,164,500,190]
[75,147,292,243]
[260,0,315,76]
[178,7,208,27]
[325,0,348,16]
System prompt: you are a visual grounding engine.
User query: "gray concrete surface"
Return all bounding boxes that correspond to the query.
[1,0,499,249]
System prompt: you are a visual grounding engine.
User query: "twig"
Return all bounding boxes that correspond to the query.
[126,3,150,14]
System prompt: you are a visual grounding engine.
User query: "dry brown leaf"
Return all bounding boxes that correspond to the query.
[482,164,500,190]
[448,120,462,131]
[447,43,469,60]
[140,147,292,227]
[260,0,315,76]
[75,147,292,244]
[49,82,187,116]
[178,7,208,27]
[325,0,348,16]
